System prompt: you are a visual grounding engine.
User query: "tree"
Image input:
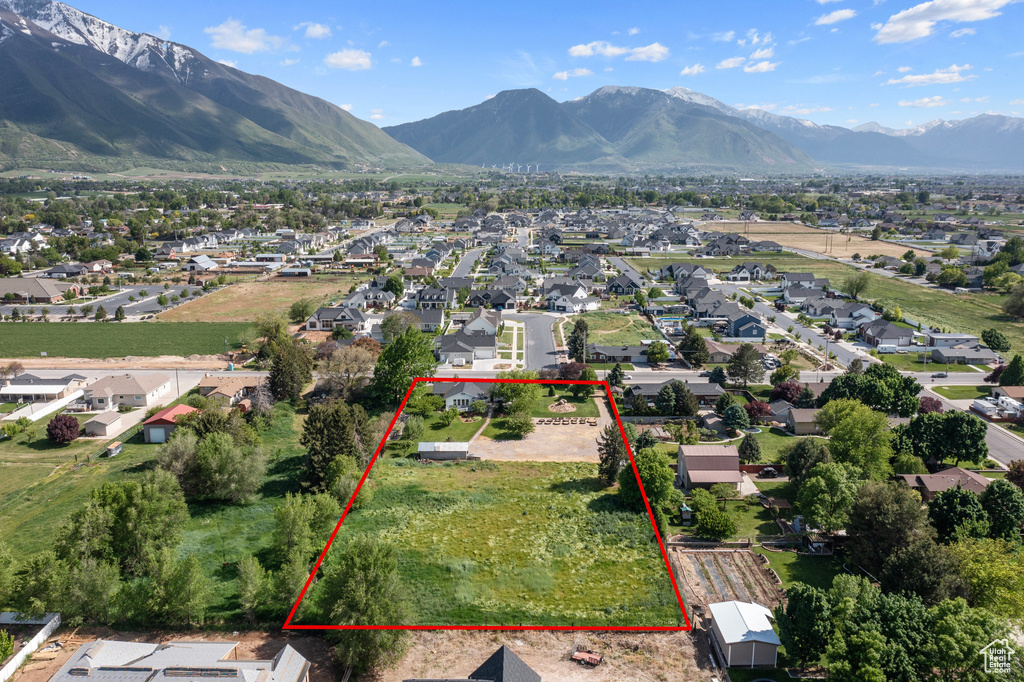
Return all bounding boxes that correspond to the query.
[738,434,762,464]
[708,366,727,386]
[156,294,169,306]
[744,400,771,423]
[1007,459,1024,490]
[677,325,710,367]
[979,479,1024,542]
[269,340,313,402]
[939,245,961,261]
[288,298,318,324]
[842,271,871,300]
[770,381,802,404]
[300,400,371,491]
[237,553,269,623]
[930,487,990,543]
[46,414,80,444]
[654,384,676,416]
[94,305,107,321]
[319,345,377,399]
[937,411,989,466]
[918,395,944,414]
[470,400,488,415]
[315,538,408,674]
[380,311,420,344]
[797,462,859,533]
[694,505,736,540]
[871,224,882,240]
[646,341,669,364]
[617,447,673,512]
[164,554,211,626]
[902,249,917,262]
[714,392,736,415]
[0,630,12,663]
[633,289,647,309]
[382,274,405,297]
[795,386,817,408]
[774,584,831,670]
[823,402,892,480]
[770,364,799,386]
[372,327,438,404]
[439,406,459,427]
[502,412,534,438]
[846,481,929,576]
[193,431,266,504]
[947,537,1024,620]
[558,362,586,380]
[567,318,589,362]
[818,363,921,417]
[607,362,625,387]
[981,328,1011,352]
[1004,282,1024,319]
[726,343,765,387]
[569,366,599,398]
[722,403,749,433]
[999,354,1024,386]
[597,422,636,486]
[135,247,152,262]
[784,438,832,488]
[880,537,965,606]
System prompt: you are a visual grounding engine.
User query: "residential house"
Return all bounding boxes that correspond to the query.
[925,332,980,348]
[403,645,540,682]
[463,307,502,335]
[829,302,878,330]
[84,373,171,410]
[143,404,199,443]
[723,263,771,282]
[466,289,517,309]
[659,262,711,281]
[196,374,264,405]
[343,289,396,310]
[707,601,781,668]
[787,408,822,435]
[725,310,766,339]
[606,273,645,295]
[898,467,991,501]
[0,373,86,403]
[417,287,457,309]
[587,344,648,363]
[548,293,600,313]
[802,296,845,318]
[860,320,914,348]
[51,640,309,682]
[930,347,999,365]
[0,278,80,303]
[412,307,444,333]
[628,379,724,408]
[677,444,742,490]
[432,381,489,411]
[491,275,528,294]
[304,307,371,334]
[435,330,498,364]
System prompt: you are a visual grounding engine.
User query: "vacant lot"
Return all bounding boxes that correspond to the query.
[931,385,992,401]
[714,220,927,259]
[159,273,370,322]
[575,312,661,347]
[0,321,251,358]
[312,459,684,627]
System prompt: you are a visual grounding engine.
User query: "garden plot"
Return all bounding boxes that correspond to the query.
[671,550,782,610]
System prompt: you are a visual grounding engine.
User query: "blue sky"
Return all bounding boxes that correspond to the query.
[72,0,1024,129]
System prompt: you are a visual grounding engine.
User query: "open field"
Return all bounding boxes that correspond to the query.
[631,253,1024,353]
[371,630,713,682]
[158,274,370,322]
[311,459,684,627]
[931,385,992,400]
[881,353,984,373]
[575,312,661,347]
[713,220,927,259]
[0,322,251,358]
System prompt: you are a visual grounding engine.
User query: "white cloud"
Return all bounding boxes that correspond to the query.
[950,27,977,36]
[568,40,668,62]
[628,27,640,35]
[846,118,859,123]
[870,102,880,106]
[960,95,989,101]
[815,0,843,3]
[739,103,778,111]
[816,9,858,25]
[155,25,171,40]
[377,40,390,48]
[898,65,914,72]
[205,19,288,54]
[324,49,372,70]
[744,60,779,73]
[390,57,401,63]
[711,30,736,42]
[370,108,384,120]
[781,104,835,114]
[626,42,670,61]
[747,29,773,45]
[717,56,746,69]
[1011,98,1024,105]
[410,56,422,67]
[294,22,331,39]
[750,46,774,59]
[679,63,706,76]
[898,95,950,107]
[280,58,299,66]
[886,63,975,86]
[339,104,353,111]
[874,0,1015,44]
[553,67,593,80]
[218,59,237,67]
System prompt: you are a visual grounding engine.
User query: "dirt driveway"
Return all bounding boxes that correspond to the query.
[472,396,614,462]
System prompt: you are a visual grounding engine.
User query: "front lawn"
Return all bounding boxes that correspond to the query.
[881,353,981,373]
[931,385,992,400]
[303,460,685,627]
[573,312,660,346]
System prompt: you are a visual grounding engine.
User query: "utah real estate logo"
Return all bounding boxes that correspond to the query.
[980,638,1015,674]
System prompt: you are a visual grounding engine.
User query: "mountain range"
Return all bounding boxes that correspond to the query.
[0,0,428,171]
[1,0,1023,174]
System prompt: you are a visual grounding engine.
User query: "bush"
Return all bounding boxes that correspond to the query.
[46,414,80,444]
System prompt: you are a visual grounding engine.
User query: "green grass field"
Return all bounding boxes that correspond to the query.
[629,254,1024,353]
[0,321,252,357]
[747,429,828,464]
[931,385,993,400]
[0,415,103,464]
[575,312,661,347]
[530,390,600,418]
[308,459,684,627]
[881,354,982,373]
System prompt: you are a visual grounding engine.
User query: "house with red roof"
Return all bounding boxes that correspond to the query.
[143,404,198,443]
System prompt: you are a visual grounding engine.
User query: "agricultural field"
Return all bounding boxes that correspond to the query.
[304,459,685,627]
[158,273,371,322]
[574,311,661,346]
[631,253,1024,353]
[0,321,251,357]
[711,221,928,259]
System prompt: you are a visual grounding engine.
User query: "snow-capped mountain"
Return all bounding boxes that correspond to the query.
[854,120,950,137]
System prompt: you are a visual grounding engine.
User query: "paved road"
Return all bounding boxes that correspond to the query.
[505,312,558,369]
[1,284,197,319]
[922,387,1023,466]
[452,248,485,278]
[607,256,647,282]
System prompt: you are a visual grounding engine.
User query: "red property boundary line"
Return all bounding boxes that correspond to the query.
[282,377,693,632]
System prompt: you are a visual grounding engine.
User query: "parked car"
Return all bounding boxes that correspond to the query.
[623,374,633,380]
[759,467,779,479]
[932,371,948,378]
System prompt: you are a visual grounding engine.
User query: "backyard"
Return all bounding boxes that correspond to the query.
[304,459,685,627]
[574,311,661,347]
[0,321,251,357]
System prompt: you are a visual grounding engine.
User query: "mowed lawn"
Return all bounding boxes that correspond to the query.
[574,312,661,347]
[931,385,992,400]
[313,460,684,627]
[158,273,371,322]
[631,253,1024,353]
[0,414,102,464]
[0,321,252,357]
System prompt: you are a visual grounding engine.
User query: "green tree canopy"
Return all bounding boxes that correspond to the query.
[372,327,438,404]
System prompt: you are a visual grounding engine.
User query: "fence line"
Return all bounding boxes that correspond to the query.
[0,613,61,682]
